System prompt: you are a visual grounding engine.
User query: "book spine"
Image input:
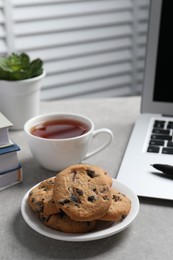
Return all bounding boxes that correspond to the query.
[0,164,22,175]
[0,167,23,191]
[0,143,20,155]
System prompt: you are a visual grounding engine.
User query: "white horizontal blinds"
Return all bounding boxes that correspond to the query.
[4,0,150,100]
[0,0,7,54]
[131,0,150,95]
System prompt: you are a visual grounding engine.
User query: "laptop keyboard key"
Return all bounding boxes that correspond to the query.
[151,134,172,141]
[147,146,160,153]
[162,147,173,154]
[167,121,173,129]
[152,129,170,134]
[167,141,173,147]
[149,140,164,146]
[154,120,165,128]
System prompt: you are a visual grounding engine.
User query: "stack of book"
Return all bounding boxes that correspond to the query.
[0,112,22,191]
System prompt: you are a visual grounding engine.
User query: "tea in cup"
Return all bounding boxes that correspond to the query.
[24,112,113,171]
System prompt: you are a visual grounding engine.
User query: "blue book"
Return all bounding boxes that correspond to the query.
[0,143,20,155]
[0,165,22,191]
[0,143,21,174]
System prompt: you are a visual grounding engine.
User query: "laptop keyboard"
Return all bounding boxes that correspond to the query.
[147,119,173,154]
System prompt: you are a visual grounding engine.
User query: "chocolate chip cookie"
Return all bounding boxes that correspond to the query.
[99,187,131,222]
[42,210,97,233]
[53,164,112,221]
[28,177,59,217]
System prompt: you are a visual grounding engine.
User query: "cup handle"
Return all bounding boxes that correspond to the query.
[84,128,113,159]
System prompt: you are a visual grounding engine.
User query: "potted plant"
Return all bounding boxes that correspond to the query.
[0,53,45,130]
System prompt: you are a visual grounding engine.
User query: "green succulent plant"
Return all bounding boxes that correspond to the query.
[0,53,43,81]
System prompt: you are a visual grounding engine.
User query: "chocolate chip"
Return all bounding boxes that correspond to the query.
[71,170,77,181]
[112,195,121,202]
[101,187,109,193]
[76,188,84,196]
[103,196,109,200]
[59,199,70,205]
[40,215,50,223]
[93,188,98,194]
[59,210,66,218]
[88,196,96,202]
[71,194,79,204]
[86,169,96,178]
[120,215,127,221]
[36,203,43,213]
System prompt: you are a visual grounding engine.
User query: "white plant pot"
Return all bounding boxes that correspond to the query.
[0,71,46,130]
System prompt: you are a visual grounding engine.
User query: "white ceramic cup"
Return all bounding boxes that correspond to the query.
[24,112,113,171]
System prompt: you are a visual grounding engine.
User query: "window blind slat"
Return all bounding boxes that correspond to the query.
[16,25,132,51]
[41,74,132,100]
[42,62,132,89]
[14,0,79,5]
[45,49,131,74]
[14,0,132,21]
[29,37,131,62]
[15,11,133,36]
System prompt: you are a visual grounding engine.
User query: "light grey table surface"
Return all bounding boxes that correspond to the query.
[1,97,173,260]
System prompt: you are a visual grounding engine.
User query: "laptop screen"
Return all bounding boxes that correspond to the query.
[153,0,173,103]
[141,0,173,115]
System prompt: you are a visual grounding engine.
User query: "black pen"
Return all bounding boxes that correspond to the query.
[151,164,173,176]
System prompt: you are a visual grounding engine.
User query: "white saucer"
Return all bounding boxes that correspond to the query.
[21,179,139,242]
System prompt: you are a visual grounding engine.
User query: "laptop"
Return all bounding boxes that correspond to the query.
[117,0,173,200]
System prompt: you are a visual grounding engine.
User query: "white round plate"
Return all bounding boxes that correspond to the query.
[21,179,139,242]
